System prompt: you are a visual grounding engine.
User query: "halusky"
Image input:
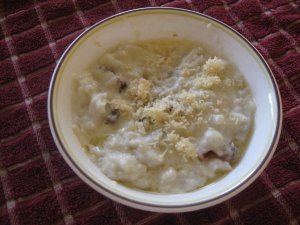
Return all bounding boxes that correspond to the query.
[72,39,255,193]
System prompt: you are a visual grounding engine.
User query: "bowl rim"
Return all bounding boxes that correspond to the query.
[48,7,282,211]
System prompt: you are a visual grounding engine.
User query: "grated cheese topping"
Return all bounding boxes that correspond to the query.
[202,56,226,75]
[127,78,152,104]
[175,137,197,160]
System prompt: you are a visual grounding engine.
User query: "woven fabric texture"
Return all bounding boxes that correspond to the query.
[0,0,300,225]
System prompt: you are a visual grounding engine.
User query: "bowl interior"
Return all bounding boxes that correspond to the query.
[49,8,281,212]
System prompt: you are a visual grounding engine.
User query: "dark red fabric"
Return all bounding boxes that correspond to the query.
[18,46,56,75]
[25,66,54,96]
[6,158,52,199]
[229,0,263,20]
[0,80,24,108]
[74,201,122,225]
[259,32,294,58]
[14,191,64,225]
[12,26,48,55]
[39,0,76,21]
[0,104,32,139]
[77,0,110,10]
[0,129,41,167]
[61,179,106,214]
[0,60,17,84]
[5,8,40,35]
[0,0,299,225]
[0,40,10,61]
[0,208,10,225]
[49,152,75,180]
[83,2,116,25]
[48,15,84,40]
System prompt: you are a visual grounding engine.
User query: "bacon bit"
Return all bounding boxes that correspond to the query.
[165,105,173,113]
[199,143,238,162]
[119,81,127,93]
[223,143,237,161]
[105,109,120,124]
[201,150,218,160]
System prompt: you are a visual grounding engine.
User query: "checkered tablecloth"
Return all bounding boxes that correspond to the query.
[0,0,300,225]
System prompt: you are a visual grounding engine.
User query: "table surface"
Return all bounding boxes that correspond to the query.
[0,0,300,225]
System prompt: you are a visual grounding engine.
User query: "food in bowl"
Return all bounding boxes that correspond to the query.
[49,8,281,212]
[72,39,256,193]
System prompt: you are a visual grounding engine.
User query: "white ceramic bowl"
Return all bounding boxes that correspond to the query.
[48,8,282,212]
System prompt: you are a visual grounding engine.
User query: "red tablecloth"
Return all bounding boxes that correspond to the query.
[0,0,300,225]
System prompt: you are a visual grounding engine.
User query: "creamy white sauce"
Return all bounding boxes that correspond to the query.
[72,39,256,193]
